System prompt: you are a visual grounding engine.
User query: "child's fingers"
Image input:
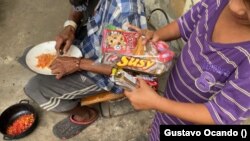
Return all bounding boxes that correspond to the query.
[143,30,154,40]
[142,39,148,46]
[137,78,148,87]
[127,24,142,33]
[152,35,160,42]
[124,90,133,97]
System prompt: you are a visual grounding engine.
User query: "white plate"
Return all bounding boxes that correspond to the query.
[26,41,82,75]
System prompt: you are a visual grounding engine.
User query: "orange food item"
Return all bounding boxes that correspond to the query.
[7,114,35,136]
[36,53,56,68]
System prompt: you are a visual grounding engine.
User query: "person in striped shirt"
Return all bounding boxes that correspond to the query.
[24,0,147,139]
[125,0,250,140]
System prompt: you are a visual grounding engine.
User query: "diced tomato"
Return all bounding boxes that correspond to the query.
[6,114,35,136]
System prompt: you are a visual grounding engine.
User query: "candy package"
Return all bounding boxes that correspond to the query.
[101,25,174,75]
[110,68,138,91]
[110,68,158,91]
[102,27,140,55]
[103,53,172,75]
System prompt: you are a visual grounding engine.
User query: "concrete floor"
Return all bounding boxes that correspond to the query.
[0,0,156,141]
[1,0,249,141]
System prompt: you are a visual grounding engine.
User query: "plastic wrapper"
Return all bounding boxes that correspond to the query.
[103,53,172,75]
[101,25,174,75]
[110,68,138,91]
[110,68,158,91]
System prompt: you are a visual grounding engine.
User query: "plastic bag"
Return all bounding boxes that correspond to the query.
[101,25,174,75]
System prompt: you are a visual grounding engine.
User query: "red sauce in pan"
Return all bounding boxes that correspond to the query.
[6,114,35,136]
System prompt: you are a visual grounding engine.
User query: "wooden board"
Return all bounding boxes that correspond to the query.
[81,92,125,106]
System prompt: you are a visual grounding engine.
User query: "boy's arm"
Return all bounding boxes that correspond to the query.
[154,20,181,42]
[124,79,215,124]
[140,0,208,43]
[128,21,181,43]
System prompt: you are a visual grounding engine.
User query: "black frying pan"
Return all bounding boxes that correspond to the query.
[0,100,38,140]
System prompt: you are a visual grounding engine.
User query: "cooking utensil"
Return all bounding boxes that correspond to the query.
[0,100,38,140]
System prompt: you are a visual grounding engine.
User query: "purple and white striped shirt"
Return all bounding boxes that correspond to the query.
[150,0,250,140]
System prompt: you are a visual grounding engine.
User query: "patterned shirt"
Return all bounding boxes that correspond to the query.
[73,0,147,94]
[150,0,250,140]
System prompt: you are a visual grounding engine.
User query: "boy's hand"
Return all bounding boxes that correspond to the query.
[127,24,160,44]
[124,79,161,110]
[55,26,75,55]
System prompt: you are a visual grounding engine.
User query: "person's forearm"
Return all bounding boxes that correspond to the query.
[156,20,181,41]
[153,95,215,124]
[79,58,112,75]
[68,8,83,25]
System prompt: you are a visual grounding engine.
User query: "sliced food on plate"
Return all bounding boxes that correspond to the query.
[36,53,56,69]
[25,41,82,75]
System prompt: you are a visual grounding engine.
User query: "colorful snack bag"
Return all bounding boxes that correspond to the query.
[110,68,138,91]
[102,27,140,55]
[101,25,174,75]
[110,68,158,90]
[102,53,172,75]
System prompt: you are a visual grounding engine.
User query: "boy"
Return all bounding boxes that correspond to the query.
[125,0,250,140]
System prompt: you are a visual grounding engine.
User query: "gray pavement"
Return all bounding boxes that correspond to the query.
[1,0,249,141]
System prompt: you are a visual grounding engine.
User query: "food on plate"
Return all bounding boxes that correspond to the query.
[6,114,35,136]
[36,53,56,68]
